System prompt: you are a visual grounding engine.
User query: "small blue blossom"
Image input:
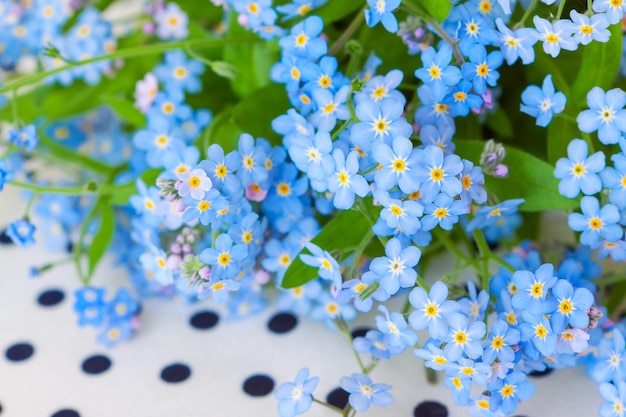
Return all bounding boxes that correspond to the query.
[374,190,424,236]
[198,278,241,303]
[549,279,594,333]
[590,329,626,383]
[568,196,622,249]
[482,319,520,364]
[564,10,610,46]
[532,16,577,58]
[139,245,173,285]
[369,238,421,296]
[519,313,557,357]
[413,146,464,203]
[577,87,626,145]
[8,125,39,152]
[275,368,319,417]
[353,329,403,359]
[593,0,626,24]
[495,18,536,65]
[351,98,412,147]
[375,305,418,350]
[444,312,486,361]
[415,45,462,100]
[279,15,327,59]
[511,263,558,316]
[554,138,605,198]
[408,281,460,340]
[339,373,394,412]
[372,135,420,194]
[6,219,36,247]
[299,242,342,289]
[327,149,370,210]
[461,44,503,95]
[421,194,468,231]
[364,0,401,33]
[487,371,535,416]
[200,234,248,280]
[520,74,566,127]
[599,381,626,417]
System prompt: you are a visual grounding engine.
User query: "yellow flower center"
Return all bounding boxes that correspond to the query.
[218,253,231,266]
[430,168,444,181]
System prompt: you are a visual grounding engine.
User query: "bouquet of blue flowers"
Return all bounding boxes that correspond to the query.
[3,0,626,415]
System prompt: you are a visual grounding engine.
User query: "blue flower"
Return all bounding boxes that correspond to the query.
[97,320,133,347]
[139,245,173,285]
[353,329,403,359]
[461,44,503,95]
[357,69,405,105]
[198,144,241,195]
[236,133,268,187]
[374,190,424,236]
[8,125,38,152]
[487,371,535,416]
[200,234,248,280]
[467,198,525,233]
[600,142,626,209]
[198,278,241,303]
[519,313,557,357]
[375,305,418,350]
[421,194,468,231]
[133,115,184,168]
[277,0,328,20]
[413,146,464,203]
[458,280,489,322]
[364,0,401,32]
[369,238,421,296]
[495,18,536,65]
[457,14,499,56]
[153,50,204,94]
[339,373,393,412]
[275,368,319,417]
[414,342,450,371]
[554,138,605,198]
[310,85,350,132]
[107,288,139,324]
[279,15,327,60]
[599,381,626,417]
[6,219,36,247]
[565,10,610,46]
[443,81,483,117]
[590,329,626,383]
[414,84,455,128]
[520,74,566,127]
[593,0,626,24]
[408,281,460,340]
[372,135,420,194]
[443,312,486,361]
[577,87,626,145]
[182,189,228,226]
[482,319,520,364]
[327,149,370,210]
[73,287,106,327]
[568,196,622,249]
[549,279,594,333]
[288,130,334,187]
[459,159,487,204]
[299,242,342,289]
[532,16,577,58]
[511,263,558,316]
[415,45,462,100]
[351,98,412,147]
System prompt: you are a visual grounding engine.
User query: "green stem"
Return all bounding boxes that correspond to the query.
[331,119,353,141]
[432,228,473,265]
[581,132,595,154]
[515,0,539,29]
[23,192,40,219]
[74,198,99,284]
[312,398,344,414]
[11,90,20,126]
[472,229,492,293]
[8,180,133,196]
[489,254,516,273]
[586,0,593,15]
[555,0,567,20]
[425,17,465,64]
[328,9,364,56]
[0,37,257,94]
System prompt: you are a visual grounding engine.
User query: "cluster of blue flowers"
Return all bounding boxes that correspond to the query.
[4,0,626,415]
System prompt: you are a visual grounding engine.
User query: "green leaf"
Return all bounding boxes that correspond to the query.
[485,107,513,138]
[232,84,290,144]
[546,113,579,165]
[281,208,373,289]
[196,109,242,155]
[315,0,364,24]
[87,198,116,277]
[223,14,280,97]
[570,23,622,107]
[410,0,453,22]
[38,134,116,174]
[454,140,579,211]
[101,95,146,128]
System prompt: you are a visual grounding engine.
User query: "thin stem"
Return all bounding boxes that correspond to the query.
[331,119,353,141]
[432,228,474,265]
[8,180,133,196]
[23,192,40,219]
[312,398,344,414]
[586,0,593,15]
[328,9,364,56]
[515,0,539,29]
[472,229,492,293]
[555,0,567,20]
[489,254,516,273]
[425,17,464,64]
[11,90,20,126]
[581,132,595,154]
[0,37,257,94]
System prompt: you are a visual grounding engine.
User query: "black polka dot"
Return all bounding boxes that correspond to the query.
[0,230,13,245]
[5,342,34,362]
[81,354,112,375]
[326,387,349,409]
[37,289,65,307]
[529,368,553,378]
[160,363,191,383]
[242,374,274,396]
[51,409,80,417]
[267,312,297,334]
[190,310,219,330]
[413,400,448,417]
[350,327,374,340]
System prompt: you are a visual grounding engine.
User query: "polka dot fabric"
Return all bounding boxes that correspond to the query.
[0,186,606,416]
